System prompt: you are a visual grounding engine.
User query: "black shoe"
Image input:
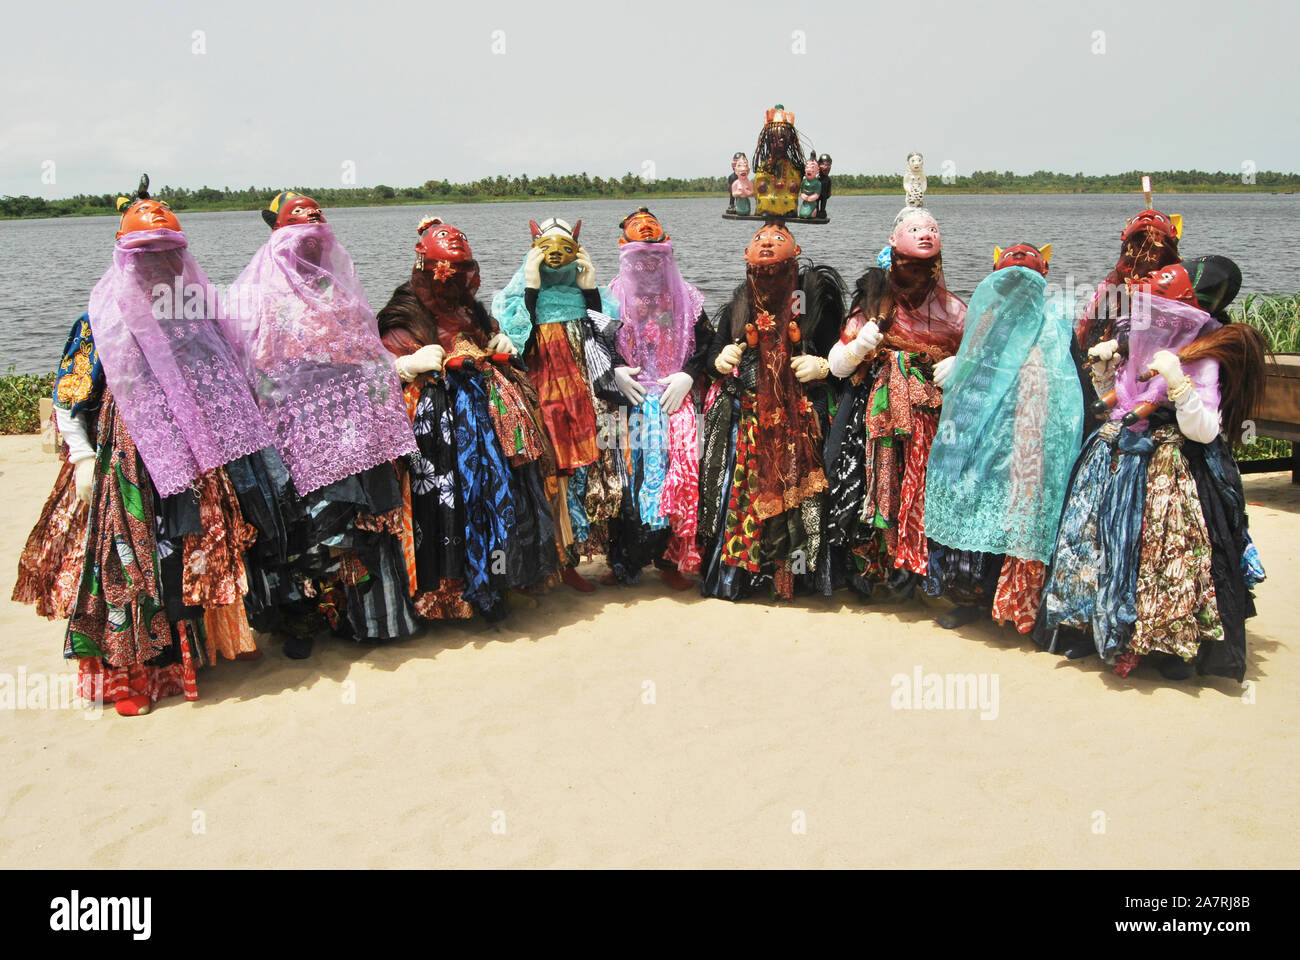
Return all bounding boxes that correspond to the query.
[283,633,314,660]
[936,605,983,630]
[1157,655,1194,681]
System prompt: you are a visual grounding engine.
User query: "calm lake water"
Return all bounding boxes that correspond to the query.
[1,193,1296,373]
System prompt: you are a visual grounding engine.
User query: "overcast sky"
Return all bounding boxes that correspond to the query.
[3,0,1297,198]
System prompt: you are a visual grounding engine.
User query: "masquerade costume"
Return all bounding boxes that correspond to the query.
[1035,257,1267,683]
[491,218,624,573]
[922,247,1084,632]
[823,173,967,600]
[698,222,846,601]
[1075,183,1184,433]
[377,218,558,621]
[14,177,268,714]
[222,192,419,650]
[601,210,712,584]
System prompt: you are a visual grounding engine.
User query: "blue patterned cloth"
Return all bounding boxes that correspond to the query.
[449,371,515,614]
[628,395,670,530]
[53,314,105,418]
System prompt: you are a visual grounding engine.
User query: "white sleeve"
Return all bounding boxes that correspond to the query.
[828,340,864,379]
[55,406,96,463]
[1174,388,1221,444]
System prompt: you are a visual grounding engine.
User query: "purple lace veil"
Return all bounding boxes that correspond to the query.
[1113,291,1221,429]
[608,240,704,392]
[227,222,416,495]
[87,228,273,497]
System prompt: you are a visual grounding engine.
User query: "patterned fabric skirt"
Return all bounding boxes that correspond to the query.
[12,449,87,621]
[528,321,599,472]
[991,558,1046,634]
[1036,421,1232,676]
[64,393,207,704]
[700,385,825,602]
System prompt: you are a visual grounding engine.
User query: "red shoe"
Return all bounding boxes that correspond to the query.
[658,568,693,591]
[561,567,597,593]
[599,571,619,586]
[235,649,263,661]
[114,694,152,717]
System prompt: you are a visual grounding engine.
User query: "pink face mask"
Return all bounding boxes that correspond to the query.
[891,213,941,258]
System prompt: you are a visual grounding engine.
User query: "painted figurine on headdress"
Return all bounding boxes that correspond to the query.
[921,242,1083,632]
[599,208,712,589]
[822,166,967,601]
[904,152,927,208]
[376,217,558,621]
[14,174,272,714]
[698,220,847,601]
[724,104,829,223]
[222,190,421,655]
[1037,252,1267,684]
[491,216,632,592]
[816,154,832,219]
[797,157,823,219]
[729,153,755,216]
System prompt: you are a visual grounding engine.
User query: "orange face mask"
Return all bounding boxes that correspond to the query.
[619,207,668,246]
[744,224,800,266]
[117,198,180,238]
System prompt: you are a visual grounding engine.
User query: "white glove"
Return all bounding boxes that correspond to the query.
[1087,339,1121,388]
[854,320,883,354]
[574,247,597,291]
[74,457,96,505]
[933,355,956,389]
[524,246,545,289]
[55,406,95,464]
[715,343,744,375]
[790,354,829,383]
[1150,349,1184,389]
[396,343,445,381]
[658,371,694,415]
[486,332,517,356]
[614,365,646,405]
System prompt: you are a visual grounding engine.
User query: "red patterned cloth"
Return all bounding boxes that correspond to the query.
[181,468,258,609]
[991,557,1046,634]
[723,399,763,573]
[750,262,827,521]
[660,400,702,575]
[12,439,87,621]
[76,622,198,705]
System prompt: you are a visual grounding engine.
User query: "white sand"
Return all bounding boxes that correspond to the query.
[1,432,1295,868]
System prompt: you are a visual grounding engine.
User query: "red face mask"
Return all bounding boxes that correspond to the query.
[1130,263,1197,306]
[415,220,473,264]
[117,199,180,237]
[274,195,325,229]
[994,243,1049,276]
[1121,208,1177,243]
[744,224,800,265]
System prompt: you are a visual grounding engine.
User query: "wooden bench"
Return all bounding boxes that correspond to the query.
[1242,353,1300,482]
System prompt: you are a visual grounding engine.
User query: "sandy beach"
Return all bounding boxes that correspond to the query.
[1,431,1295,869]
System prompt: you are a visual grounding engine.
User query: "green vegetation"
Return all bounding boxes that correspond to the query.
[0,368,55,435]
[3,169,1298,220]
[1237,294,1300,462]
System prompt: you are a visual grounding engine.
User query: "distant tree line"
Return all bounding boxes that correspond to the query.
[4,169,1298,219]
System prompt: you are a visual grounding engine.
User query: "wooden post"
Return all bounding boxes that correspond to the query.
[38,397,56,455]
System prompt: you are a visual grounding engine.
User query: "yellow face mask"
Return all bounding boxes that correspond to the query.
[532,233,579,268]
